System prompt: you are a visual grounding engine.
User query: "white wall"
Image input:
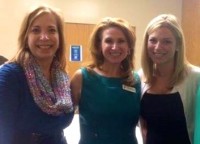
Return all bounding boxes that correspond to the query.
[0,0,182,69]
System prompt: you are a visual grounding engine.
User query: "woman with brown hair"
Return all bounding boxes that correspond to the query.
[71,17,141,144]
[0,5,73,144]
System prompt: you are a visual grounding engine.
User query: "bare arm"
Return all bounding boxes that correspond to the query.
[139,117,148,144]
[70,69,82,112]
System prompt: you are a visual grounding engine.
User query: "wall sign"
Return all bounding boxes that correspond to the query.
[70,45,82,62]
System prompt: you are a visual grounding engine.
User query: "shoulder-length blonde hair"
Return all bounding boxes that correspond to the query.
[11,5,67,71]
[141,14,189,86]
[88,17,136,85]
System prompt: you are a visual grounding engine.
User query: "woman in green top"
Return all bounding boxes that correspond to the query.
[70,17,141,144]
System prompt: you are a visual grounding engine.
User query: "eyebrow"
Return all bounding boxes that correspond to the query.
[149,36,173,40]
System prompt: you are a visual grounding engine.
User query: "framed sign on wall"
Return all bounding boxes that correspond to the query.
[70,45,82,62]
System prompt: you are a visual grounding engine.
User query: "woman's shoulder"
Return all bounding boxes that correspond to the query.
[80,67,97,78]
[186,64,200,79]
[188,64,200,73]
[132,70,141,83]
[0,63,24,87]
[0,62,23,75]
[136,69,147,84]
[177,64,200,90]
[135,69,150,95]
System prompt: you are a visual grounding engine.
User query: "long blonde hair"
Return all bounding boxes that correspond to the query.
[141,14,189,86]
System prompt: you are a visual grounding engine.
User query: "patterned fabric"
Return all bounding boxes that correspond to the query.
[23,56,73,116]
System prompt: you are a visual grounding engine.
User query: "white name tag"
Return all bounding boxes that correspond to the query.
[122,84,136,93]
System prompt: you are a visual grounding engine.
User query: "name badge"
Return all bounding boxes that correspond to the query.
[122,84,136,93]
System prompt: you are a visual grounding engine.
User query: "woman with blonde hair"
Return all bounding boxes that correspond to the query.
[140,14,200,144]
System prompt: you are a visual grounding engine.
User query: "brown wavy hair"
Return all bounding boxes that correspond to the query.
[10,5,67,71]
[88,17,136,85]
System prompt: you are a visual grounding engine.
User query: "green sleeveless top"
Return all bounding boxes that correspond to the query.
[79,67,141,144]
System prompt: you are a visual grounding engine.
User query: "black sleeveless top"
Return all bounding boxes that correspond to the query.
[141,92,191,144]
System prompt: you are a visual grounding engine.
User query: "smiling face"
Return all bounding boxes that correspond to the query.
[147,27,177,66]
[100,27,129,66]
[27,13,59,63]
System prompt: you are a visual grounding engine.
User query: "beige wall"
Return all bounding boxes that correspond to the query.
[0,0,182,70]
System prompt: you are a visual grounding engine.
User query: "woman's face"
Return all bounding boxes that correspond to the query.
[100,27,129,66]
[27,13,59,63]
[147,27,176,66]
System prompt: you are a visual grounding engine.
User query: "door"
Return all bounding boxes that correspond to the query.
[182,0,200,66]
[64,23,95,77]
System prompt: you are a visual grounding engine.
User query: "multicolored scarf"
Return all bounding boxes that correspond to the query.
[23,57,73,116]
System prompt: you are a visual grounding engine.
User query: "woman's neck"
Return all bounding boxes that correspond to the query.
[154,62,174,78]
[36,60,52,81]
[150,63,175,94]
